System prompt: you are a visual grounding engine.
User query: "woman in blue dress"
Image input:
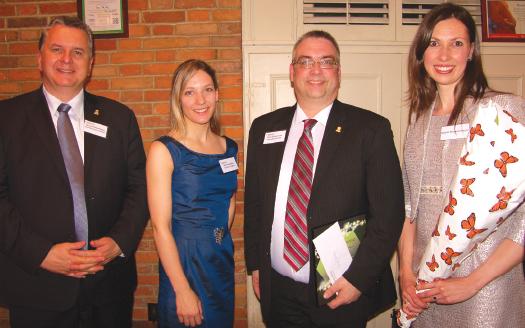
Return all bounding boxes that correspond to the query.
[147,59,237,327]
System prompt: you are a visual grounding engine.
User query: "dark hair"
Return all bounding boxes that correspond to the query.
[292,30,341,62]
[170,59,220,135]
[407,3,488,124]
[39,16,94,58]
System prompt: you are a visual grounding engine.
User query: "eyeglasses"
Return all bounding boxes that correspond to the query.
[292,57,339,69]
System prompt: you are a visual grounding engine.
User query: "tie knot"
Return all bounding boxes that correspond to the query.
[57,103,72,113]
[303,119,317,132]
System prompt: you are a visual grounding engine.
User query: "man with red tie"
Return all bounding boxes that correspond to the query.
[244,30,405,327]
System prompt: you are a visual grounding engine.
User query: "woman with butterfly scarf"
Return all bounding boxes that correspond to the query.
[397,3,525,327]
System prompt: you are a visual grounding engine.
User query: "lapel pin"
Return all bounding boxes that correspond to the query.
[335,126,342,133]
[94,109,100,116]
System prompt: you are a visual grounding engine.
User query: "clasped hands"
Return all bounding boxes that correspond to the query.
[40,237,122,278]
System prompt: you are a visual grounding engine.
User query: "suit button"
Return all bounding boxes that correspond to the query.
[89,196,96,201]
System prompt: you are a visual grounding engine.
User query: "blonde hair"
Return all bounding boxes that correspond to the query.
[169,59,220,135]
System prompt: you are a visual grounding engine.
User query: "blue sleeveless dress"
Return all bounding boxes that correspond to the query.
[157,136,237,328]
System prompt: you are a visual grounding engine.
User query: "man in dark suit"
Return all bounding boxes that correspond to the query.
[0,16,148,327]
[244,30,405,327]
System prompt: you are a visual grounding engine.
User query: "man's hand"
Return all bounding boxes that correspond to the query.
[88,237,122,264]
[252,270,261,300]
[40,241,105,278]
[324,276,362,309]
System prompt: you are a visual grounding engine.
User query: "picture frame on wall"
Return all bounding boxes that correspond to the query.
[77,0,129,38]
[481,0,525,41]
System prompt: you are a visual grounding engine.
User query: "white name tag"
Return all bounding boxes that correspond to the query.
[263,130,286,144]
[84,120,108,138]
[440,123,469,140]
[219,157,238,173]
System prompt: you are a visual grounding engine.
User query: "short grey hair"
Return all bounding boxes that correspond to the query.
[39,16,94,58]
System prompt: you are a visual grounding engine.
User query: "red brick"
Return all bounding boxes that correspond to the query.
[218,49,242,60]
[176,23,218,35]
[174,49,216,61]
[18,4,37,15]
[7,17,46,28]
[8,69,40,81]
[93,53,110,65]
[143,38,188,49]
[0,31,17,42]
[188,36,210,47]
[0,82,21,94]
[212,9,241,21]
[143,115,170,128]
[155,76,173,89]
[213,61,242,73]
[150,0,174,9]
[218,73,242,86]
[219,22,242,34]
[144,90,170,101]
[87,79,109,90]
[143,11,185,24]
[222,101,242,113]
[144,63,178,75]
[120,64,142,76]
[95,39,117,51]
[19,29,40,41]
[119,39,142,50]
[219,114,242,126]
[129,25,150,37]
[211,35,241,47]
[0,56,18,68]
[219,86,242,99]
[128,11,140,24]
[153,103,170,115]
[223,126,242,138]
[188,10,210,21]
[40,3,77,15]
[152,25,174,35]
[92,65,118,77]
[156,50,176,62]
[111,51,154,64]
[111,77,154,89]
[219,0,241,6]
[175,0,215,8]
[122,90,144,102]
[128,0,148,10]
[10,42,37,55]
[0,5,15,16]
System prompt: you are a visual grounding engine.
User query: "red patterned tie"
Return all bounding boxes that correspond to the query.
[283,119,317,271]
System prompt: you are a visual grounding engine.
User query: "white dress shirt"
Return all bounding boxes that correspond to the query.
[43,86,85,162]
[271,103,332,283]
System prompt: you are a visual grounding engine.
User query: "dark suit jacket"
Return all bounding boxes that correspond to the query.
[0,88,148,311]
[244,100,405,323]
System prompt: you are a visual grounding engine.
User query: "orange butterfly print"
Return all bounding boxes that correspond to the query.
[426,254,439,272]
[460,178,475,197]
[461,213,488,239]
[469,124,485,142]
[483,168,489,174]
[503,110,519,123]
[489,186,514,212]
[490,141,495,147]
[459,152,475,166]
[505,128,517,143]
[452,263,461,271]
[441,247,462,265]
[443,191,457,215]
[494,152,519,178]
[445,225,456,240]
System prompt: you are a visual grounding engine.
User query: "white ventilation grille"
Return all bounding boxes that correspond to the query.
[401,0,481,25]
[303,0,390,25]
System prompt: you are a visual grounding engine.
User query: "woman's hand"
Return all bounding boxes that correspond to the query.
[176,288,204,327]
[399,269,428,318]
[417,276,480,305]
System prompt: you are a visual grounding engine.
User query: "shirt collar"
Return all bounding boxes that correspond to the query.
[294,103,333,127]
[43,86,84,120]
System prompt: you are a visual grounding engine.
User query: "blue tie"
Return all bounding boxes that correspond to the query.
[57,103,88,248]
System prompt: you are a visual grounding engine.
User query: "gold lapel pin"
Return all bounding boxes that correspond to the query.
[94,109,100,116]
[335,126,342,133]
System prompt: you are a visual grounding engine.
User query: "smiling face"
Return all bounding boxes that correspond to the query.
[290,37,341,115]
[423,18,474,94]
[38,24,93,102]
[180,69,218,128]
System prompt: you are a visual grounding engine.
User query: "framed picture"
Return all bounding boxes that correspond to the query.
[77,0,128,38]
[481,0,525,42]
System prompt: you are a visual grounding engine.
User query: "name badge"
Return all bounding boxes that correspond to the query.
[219,157,238,173]
[84,120,108,138]
[263,130,286,144]
[440,123,469,140]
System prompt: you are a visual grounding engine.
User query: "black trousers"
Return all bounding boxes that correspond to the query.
[9,281,133,328]
[268,269,367,328]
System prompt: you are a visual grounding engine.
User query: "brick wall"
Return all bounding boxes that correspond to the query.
[0,0,245,327]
